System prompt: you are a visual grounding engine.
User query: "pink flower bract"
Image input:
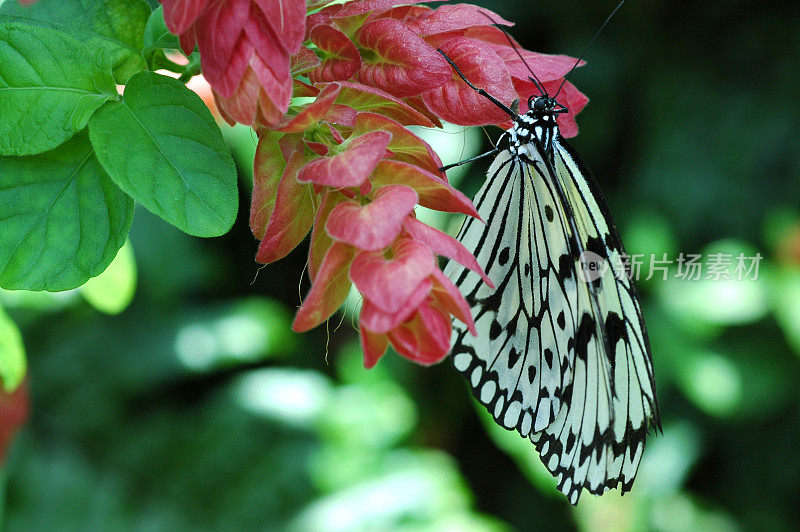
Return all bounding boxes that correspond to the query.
[298,130,392,188]
[350,239,435,314]
[326,185,419,251]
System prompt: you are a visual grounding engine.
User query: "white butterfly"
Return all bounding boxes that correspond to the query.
[441,63,660,504]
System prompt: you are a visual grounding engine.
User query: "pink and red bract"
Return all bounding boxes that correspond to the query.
[161,0,588,368]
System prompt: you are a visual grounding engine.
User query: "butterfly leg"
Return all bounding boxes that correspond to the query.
[439,148,500,172]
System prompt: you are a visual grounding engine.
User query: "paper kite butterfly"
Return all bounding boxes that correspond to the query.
[440,8,660,505]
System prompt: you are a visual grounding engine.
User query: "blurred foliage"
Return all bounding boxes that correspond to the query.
[2,0,800,530]
[0,305,25,391]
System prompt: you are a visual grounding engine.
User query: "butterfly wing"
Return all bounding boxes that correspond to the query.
[445,136,659,504]
[531,137,659,503]
[445,149,573,439]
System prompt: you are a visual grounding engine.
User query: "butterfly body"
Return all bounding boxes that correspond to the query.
[445,95,660,504]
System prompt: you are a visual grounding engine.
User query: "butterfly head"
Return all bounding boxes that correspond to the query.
[504,96,568,157]
[526,95,569,119]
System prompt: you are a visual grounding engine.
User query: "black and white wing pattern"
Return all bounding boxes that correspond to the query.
[444,109,660,504]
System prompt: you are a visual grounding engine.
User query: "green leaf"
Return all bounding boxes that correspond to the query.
[0,0,150,83]
[0,132,134,291]
[89,72,239,237]
[0,305,26,391]
[0,22,118,156]
[143,6,180,62]
[80,239,137,315]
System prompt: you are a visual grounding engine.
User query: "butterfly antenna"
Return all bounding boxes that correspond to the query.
[478,11,548,97]
[554,1,624,99]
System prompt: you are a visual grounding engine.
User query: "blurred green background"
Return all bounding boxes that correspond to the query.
[2,0,800,530]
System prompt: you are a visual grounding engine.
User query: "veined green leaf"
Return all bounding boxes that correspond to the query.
[89,72,238,238]
[0,22,118,156]
[0,0,150,82]
[0,132,133,291]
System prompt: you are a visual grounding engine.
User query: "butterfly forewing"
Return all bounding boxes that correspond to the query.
[446,111,659,505]
[447,151,570,435]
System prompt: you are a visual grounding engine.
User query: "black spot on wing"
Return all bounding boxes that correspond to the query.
[489,319,502,340]
[584,235,608,291]
[499,247,510,266]
[506,317,517,336]
[604,311,627,381]
[585,235,607,259]
[543,348,554,368]
[605,311,627,345]
[558,254,573,281]
[508,347,520,369]
[575,313,596,361]
[565,432,576,454]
